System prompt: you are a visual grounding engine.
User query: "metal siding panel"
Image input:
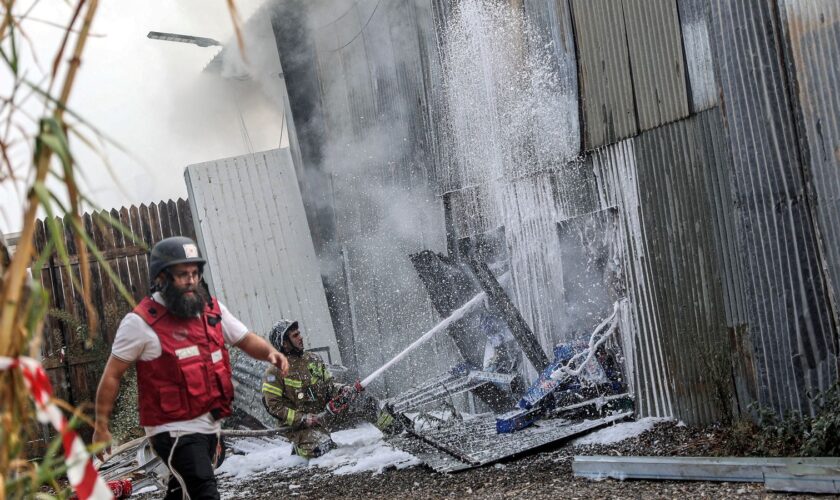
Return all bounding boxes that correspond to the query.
[184,149,340,426]
[710,0,838,415]
[622,0,690,131]
[571,0,637,149]
[780,0,840,345]
[592,140,675,419]
[677,0,719,111]
[634,113,732,424]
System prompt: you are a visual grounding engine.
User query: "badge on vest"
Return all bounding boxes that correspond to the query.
[175,345,199,360]
[211,350,223,363]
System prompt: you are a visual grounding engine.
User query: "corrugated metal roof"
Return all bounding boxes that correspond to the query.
[779,0,840,330]
[184,148,340,426]
[571,0,637,149]
[622,0,689,130]
[709,0,838,416]
[677,0,718,112]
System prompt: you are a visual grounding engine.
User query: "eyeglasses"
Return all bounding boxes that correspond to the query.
[171,269,201,283]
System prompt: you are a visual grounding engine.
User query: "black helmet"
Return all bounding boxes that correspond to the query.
[149,236,206,282]
[268,319,299,351]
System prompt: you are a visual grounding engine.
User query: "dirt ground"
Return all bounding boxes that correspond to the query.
[208,421,835,499]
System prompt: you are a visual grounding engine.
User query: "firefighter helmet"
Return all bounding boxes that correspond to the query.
[268,319,299,351]
[148,236,206,282]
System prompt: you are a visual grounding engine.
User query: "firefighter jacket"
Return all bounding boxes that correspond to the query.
[261,351,344,428]
[133,296,234,426]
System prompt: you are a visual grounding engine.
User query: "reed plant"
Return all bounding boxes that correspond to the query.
[0,1,244,497]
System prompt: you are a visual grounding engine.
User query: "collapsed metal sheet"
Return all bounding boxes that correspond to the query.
[398,411,632,473]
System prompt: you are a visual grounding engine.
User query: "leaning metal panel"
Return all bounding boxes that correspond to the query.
[185,148,339,427]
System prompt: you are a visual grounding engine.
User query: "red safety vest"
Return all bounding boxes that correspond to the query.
[134,296,234,426]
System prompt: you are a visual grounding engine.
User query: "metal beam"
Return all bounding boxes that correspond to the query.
[466,258,550,371]
[573,456,840,493]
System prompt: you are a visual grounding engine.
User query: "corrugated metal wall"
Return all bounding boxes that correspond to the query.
[184,148,339,426]
[591,109,738,423]
[778,0,840,333]
[709,0,838,415]
[267,0,840,422]
[281,0,459,398]
[570,0,637,149]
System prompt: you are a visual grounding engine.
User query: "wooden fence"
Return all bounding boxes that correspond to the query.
[32,199,196,413]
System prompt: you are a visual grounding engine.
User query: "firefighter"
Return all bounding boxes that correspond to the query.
[93,236,289,500]
[261,319,398,458]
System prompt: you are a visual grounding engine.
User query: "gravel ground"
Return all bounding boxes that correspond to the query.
[209,421,836,499]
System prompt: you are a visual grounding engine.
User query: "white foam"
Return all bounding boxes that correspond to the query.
[217,424,419,482]
[571,417,671,446]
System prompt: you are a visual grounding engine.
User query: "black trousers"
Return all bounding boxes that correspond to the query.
[149,432,220,500]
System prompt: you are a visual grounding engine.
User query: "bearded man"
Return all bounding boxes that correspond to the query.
[93,236,289,500]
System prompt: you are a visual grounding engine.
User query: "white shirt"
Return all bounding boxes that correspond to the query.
[111,292,249,437]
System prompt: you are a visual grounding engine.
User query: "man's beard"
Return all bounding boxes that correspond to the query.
[162,279,209,319]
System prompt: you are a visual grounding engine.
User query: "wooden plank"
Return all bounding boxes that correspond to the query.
[130,205,150,299]
[147,201,163,244]
[34,244,147,268]
[138,203,155,247]
[177,198,195,240]
[166,199,180,237]
[110,208,132,303]
[83,212,106,342]
[93,210,118,344]
[158,200,173,238]
[34,219,58,354]
[120,206,142,299]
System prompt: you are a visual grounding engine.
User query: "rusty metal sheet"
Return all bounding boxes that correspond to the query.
[779,0,840,338]
[591,109,743,424]
[622,0,689,130]
[709,0,838,416]
[571,0,637,149]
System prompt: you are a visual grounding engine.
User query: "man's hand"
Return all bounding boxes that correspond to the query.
[268,351,289,376]
[92,425,113,460]
[237,332,289,377]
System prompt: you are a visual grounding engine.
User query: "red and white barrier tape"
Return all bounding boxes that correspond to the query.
[0,356,113,500]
